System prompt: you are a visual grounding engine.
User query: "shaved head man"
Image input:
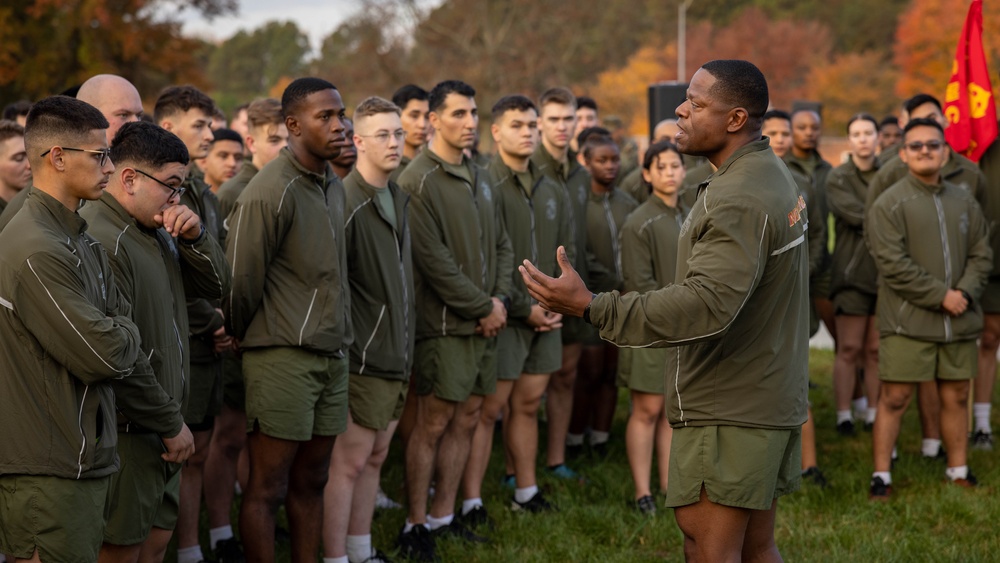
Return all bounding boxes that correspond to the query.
[77,74,144,144]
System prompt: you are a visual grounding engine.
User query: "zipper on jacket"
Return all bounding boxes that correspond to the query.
[895,301,909,334]
[360,305,386,375]
[603,195,623,279]
[76,385,90,479]
[299,289,319,346]
[172,320,185,390]
[933,194,954,342]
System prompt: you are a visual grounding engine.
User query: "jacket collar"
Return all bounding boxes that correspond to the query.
[29,186,89,236]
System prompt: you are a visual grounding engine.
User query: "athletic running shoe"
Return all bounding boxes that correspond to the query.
[431,520,489,544]
[501,474,515,489]
[836,420,856,436]
[971,430,994,451]
[376,486,402,510]
[511,491,555,513]
[635,495,656,515]
[397,525,437,562]
[460,505,494,530]
[547,464,579,480]
[869,476,891,501]
[948,471,979,488]
[360,549,393,563]
[801,466,828,488]
[213,537,245,563]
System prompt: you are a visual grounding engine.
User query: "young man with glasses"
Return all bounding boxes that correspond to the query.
[0,95,147,563]
[80,121,227,562]
[321,96,414,563]
[867,117,992,499]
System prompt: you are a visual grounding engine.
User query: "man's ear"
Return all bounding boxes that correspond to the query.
[727,108,749,134]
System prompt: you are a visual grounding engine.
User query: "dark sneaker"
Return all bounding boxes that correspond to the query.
[590,442,609,458]
[397,525,437,562]
[836,420,856,436]
[802,466,828,488]
[213,537,245,563]
[460,505,494,530]
[432,519,489,544]
[360,549,394,563]
[547,463,579,480]
[500,474,515,489]
[949,471,979,488]
[566,443,584,460]
[511,491,556,513]
[635,494,656,515]
[869,476,891,501]
[971,430,994,451]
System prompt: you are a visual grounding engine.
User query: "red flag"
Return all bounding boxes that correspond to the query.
[943,0,997,162]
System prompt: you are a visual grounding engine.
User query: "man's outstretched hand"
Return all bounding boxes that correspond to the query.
[518,246,594,318]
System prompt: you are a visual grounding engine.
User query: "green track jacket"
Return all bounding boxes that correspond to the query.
[826,158,879,296]
[532,145,590,287]
[586,188,638,293]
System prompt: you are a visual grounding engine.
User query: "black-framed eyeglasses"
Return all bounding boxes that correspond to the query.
[135,168,186,199]
[40,147,111,167]
[904,140,944,152]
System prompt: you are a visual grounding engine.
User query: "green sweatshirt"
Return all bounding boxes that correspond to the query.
[180,172,227,364]
[868,175,992,342]
[225,147,352,355]
[389,154,412,184]
[0,188,143,478]
[586,188,638,293]
[974,140,1000,278]
[397,148,513,340]
[488,154,576,327]
[532,144,591,286]
[589,139,810,430]
[866,149,988,214]
[826,157,879,296]
[81,192,229,433]
[620,196,685,293]
[0,186,29,232]
[679,160,714,209]
[343,169,415,380]
[217,160,259,220]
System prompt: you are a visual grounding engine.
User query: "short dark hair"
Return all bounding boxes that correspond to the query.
[581,130,616,161]
[282,77,338,118]
[212,106,227,126]
[110,121,189,170]
[2,100,32,121]
[0,119,25,144]
[700,60,769,130]
[576,125,610,149]
[211,127,244,147]
[154,85,216,123]
[879,115,899,129]
[429,80,476,114]
[763,109,791,123]
[246,98,284,130]
[903,93,942,116]
[846,113,879,134]
[23,95,109,157]
[392,84,429,110]
[539,87,576,110]
[643,139,684,169]
[903,117,944,137]
[576,96,598,112]
[491,95,537,122]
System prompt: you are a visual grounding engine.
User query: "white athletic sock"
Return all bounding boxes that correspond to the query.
[461,498,483,515]
[836,410,853,424]
[891,446,898,460]
[515,485,539,504]
[922,438,942,457]
[324,557,349,563]
[872,471,892,485]
[209,525,234,549]
[402,520,429,534]
[346,534,372,563]
[566,433,585,446]
[946,465,969,481]
[177,546,205,563]
[973,403,992,433]
[589,430,609,445]
[426,513,453,531]
[866,408,877,425]
[852,397,868,419]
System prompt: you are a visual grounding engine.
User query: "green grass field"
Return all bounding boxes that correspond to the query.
[174,348,1000,562]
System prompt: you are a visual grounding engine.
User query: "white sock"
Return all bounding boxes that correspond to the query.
[836,410,853,424]
[566,433,585,446]
[973,403,992,433]
[177,546,205,563]
[589,430,609,445]
[866,408,877,424]
[461,498,483,515]
[346,534,372,563]
[402,520,429,534]
[209,525,234,549]
[872,471,892,485]
[946,465,969,481]
[922,438,942,457]
[514,485,539,504]
[891,446,898,460]
[426,513,453,531]
[324,557,349,563]
[852,397,868,419]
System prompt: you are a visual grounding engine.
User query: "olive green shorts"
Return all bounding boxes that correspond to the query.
[184,359,223,427]
[879,335,977,382]
[497,326,562,380]
[222,351,246,411]
[810,269,832,299]
[0,474,110,562]
[103,433,182,544]
[560,316,597,344]
[349,373,407,431]
[243,347,349,441]
[832,288,877,317]
[414,336,497,402]
[616,347,667,394]
[666,425,801,511]
[980,278,1000,314]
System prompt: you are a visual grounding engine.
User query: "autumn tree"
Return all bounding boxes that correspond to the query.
[805,51,899,132]
[0,0,235,104]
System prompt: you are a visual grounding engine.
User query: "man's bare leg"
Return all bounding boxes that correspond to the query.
[204,405,248,538]
[546,343,582,466]
[98,543,142,563]
[973,314,1000,442]
[323,415,378,558]
[286,435,336,563]
[240,431,299,563]
[137,527,173,563]
[832,316,866,427]
[176,429,213,553]
[508,373,551,489]
[673,486,750,563]
[938,379,971,470]
[429,395,483,519]
[873,382,915,473]
[625,391,664,499]
[405,394,456,525]
[741,499,782,563]
[462,381,514,502]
